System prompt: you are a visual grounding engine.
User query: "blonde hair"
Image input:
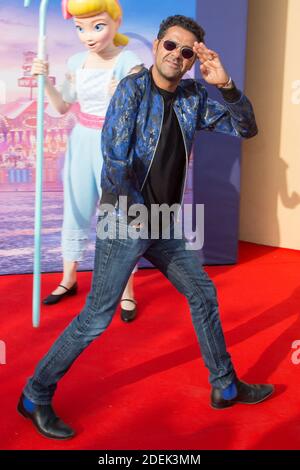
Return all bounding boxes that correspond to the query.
[66,0,129,46]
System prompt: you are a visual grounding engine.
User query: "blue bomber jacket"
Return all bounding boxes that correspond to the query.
[101,67,258,208]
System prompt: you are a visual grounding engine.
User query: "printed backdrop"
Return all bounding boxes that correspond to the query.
[0,0,249,274]
[0,0,196,274]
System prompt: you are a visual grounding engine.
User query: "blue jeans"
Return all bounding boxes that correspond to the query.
[24,214,236,404]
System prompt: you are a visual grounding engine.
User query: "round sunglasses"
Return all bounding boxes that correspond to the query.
[162,40,195,60]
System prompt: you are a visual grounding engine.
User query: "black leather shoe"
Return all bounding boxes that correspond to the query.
[211,379,274,409]
[17,394,75,440]
[43,282,78,305]
[120,298,137,322]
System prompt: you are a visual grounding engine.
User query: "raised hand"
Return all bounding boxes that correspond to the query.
[193,42,230,87]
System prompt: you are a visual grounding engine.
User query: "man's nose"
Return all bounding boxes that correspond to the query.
[173,47,182,58]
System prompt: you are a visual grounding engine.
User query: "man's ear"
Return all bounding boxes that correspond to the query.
[153,39,159,56]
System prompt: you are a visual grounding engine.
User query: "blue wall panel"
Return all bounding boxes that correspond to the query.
[194,0,249,264]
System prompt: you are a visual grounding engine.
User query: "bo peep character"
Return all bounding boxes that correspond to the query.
[31,0,143,321]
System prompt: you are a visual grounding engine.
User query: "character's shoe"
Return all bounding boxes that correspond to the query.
[120,298,137,322]
[17,394,75,440]
[42,282,78,305]
[211,379,274,409]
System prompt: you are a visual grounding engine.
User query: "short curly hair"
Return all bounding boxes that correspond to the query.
[157,15,205,43]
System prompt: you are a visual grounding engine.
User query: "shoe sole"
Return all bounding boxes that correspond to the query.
[210,388,274,410]
[17,402,75,441]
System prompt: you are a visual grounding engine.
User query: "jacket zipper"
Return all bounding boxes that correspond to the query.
[141,95,165,191]
[173,106,189,208]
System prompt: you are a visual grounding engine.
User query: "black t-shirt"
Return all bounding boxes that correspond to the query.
[141,82,186,215]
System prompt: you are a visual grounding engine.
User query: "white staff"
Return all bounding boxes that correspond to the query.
[24,0,50,327]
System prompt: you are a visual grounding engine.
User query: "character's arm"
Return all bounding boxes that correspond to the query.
[31,58,72,115]
[129,65,143,74]
[109,51,144,96]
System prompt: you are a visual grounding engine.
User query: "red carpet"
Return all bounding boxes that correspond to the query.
[0,241,300,450]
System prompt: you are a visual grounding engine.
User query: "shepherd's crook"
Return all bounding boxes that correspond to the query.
[24,0,50,327]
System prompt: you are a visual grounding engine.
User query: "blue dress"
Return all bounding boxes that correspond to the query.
[60,49,142,261]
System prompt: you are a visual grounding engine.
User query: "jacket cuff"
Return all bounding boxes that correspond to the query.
[219,81,242,103]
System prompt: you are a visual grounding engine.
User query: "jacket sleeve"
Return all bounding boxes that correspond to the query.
[196,82,258,138]
[101,76,144,206]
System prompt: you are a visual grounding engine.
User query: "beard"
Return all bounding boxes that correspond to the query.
[156,59,183,82]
